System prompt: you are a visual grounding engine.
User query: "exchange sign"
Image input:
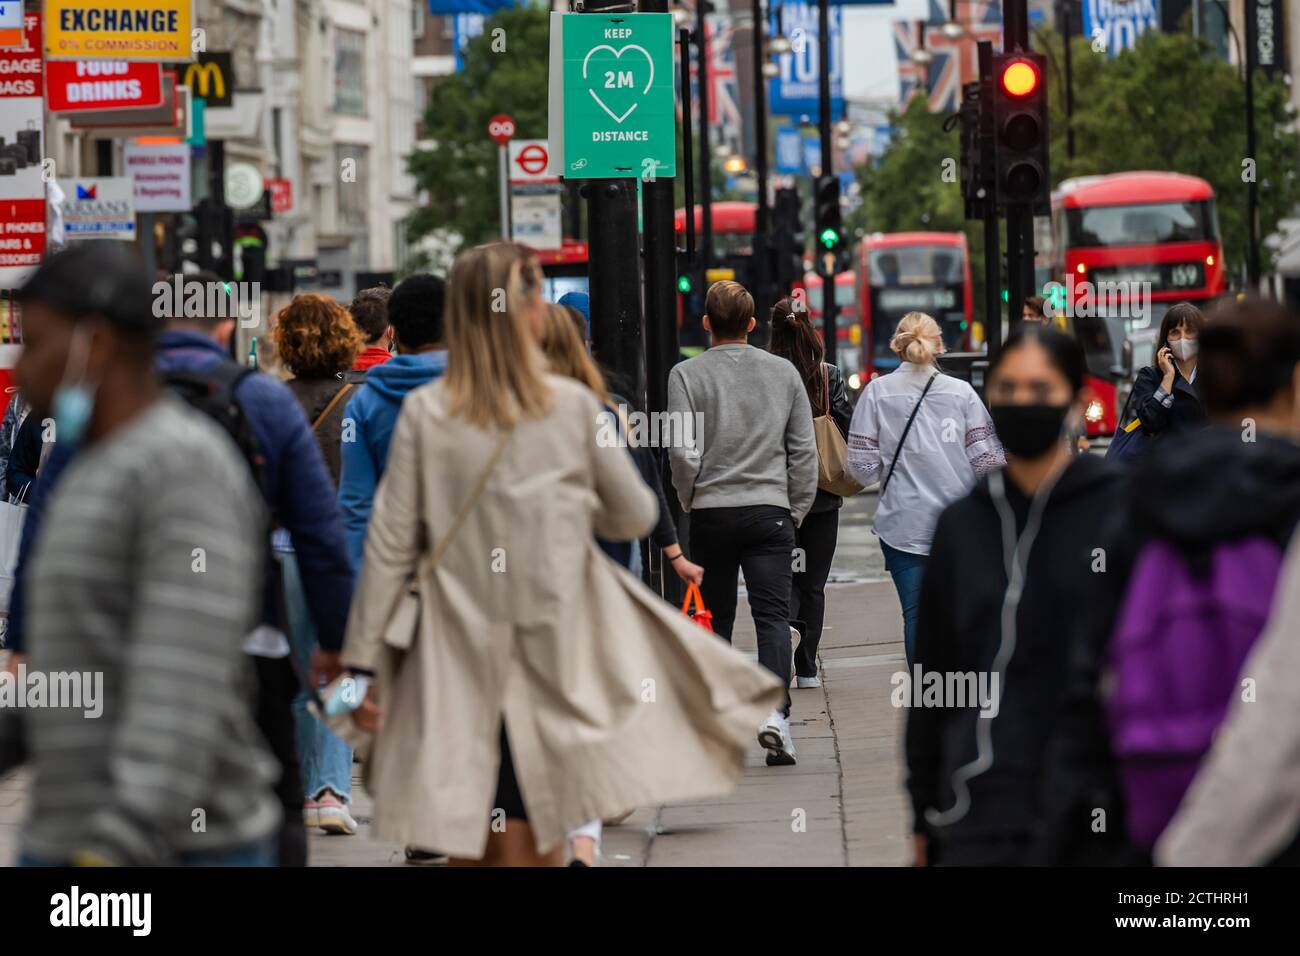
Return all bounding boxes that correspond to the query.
[45,0,194,62]
[549,12,675,180]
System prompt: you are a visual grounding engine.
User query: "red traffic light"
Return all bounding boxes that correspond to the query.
[1000,60,1040,98]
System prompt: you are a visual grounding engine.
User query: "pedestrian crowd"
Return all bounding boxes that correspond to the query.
[0,239,1298,869]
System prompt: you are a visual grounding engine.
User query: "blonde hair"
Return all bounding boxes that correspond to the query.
[889,311,945,366]
[443,242,552,429]
[539,303,608,403]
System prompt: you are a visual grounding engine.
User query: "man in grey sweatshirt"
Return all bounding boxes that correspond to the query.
[667,280,818,766]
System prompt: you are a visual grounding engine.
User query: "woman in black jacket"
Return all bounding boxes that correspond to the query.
[769,297,854,689]
[1126,302,1206,446]
[905,325,1124,867]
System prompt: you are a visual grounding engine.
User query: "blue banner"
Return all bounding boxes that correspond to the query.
[452,12,486,70]
[775,126,804,174]
[428,0,516,15]
[1080,0,1160,56]
[768,2,844,120]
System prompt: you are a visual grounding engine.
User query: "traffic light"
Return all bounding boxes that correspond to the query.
[677,273,693,294]
[992,52,1050,212]
[813,176,842,254]
[773,186,804,293]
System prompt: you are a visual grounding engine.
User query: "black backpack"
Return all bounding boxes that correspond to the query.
[161,361,267,491]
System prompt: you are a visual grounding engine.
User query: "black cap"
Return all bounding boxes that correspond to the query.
[16,242,159,341]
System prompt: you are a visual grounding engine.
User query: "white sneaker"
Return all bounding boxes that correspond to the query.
[316,795,358,835]
[796,674,822,689]
[758,710,797,766]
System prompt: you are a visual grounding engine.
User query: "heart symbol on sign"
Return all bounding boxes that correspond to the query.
[581,44,655,125]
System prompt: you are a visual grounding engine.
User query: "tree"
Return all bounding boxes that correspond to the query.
[849,97,990,313]
[406,8,551,261]
[1041,28,1300,278]
[852,28,1300,298]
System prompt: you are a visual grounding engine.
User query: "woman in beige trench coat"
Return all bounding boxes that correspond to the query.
[341,242,783,865]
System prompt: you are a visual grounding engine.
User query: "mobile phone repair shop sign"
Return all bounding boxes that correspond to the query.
[45,0,195,62]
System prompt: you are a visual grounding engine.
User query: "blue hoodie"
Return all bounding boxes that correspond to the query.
[339,351,448,569]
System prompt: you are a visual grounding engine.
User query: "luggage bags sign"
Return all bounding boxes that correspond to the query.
[0,12,44,290]
[46,61,164,112]
[547,12,675,180]
[45,0,195,62]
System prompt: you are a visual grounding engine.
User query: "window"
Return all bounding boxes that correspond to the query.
[1066,201,1216,248]
[413,4,425,39]
[334,29,367,116]
[337,144,369,229]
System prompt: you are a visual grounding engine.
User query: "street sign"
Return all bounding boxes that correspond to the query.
[488,113,515,145]
[549,12,676,180]
[0,12,43,289]
[225,163,264,210]
[46,61,164,112]
[69,71,179,130]
[174,52,233,108]
[509,140,552,182]
[45,0,195,62]
[768,3,843,120]
[124,140,191,212]
[510,192,562,250]
[268,177,292,214]
[58,177,136,240]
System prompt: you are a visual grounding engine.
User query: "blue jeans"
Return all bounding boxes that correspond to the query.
[881,540,927,665]
[275,547,353,803]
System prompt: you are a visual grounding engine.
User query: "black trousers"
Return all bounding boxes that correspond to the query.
[790,507,839,679]
[690,504,795,716]
[253,654,307,867]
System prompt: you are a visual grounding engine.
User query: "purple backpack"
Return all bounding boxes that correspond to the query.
[1104,536,1283,850]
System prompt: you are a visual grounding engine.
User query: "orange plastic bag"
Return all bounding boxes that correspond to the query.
[680,581,714,632]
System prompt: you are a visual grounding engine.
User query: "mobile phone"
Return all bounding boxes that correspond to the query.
[322,674,372,718]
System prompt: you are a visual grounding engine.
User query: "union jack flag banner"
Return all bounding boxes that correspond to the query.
[677,10,744,145]
[894,0,1003,114]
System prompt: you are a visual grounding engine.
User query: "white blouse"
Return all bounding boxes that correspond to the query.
[847,363,1005,555]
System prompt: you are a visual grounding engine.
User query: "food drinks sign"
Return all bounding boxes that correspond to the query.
[548,13,675,180]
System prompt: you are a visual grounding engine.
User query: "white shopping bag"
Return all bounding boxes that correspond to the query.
[0,498,28,615]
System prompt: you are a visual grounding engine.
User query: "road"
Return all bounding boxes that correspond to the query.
[1,492,910,867]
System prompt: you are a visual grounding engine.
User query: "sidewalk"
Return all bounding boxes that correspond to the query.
[0,504,912,868]
[304,576,909,868]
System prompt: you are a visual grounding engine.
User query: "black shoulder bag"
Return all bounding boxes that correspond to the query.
[880,372,939,497]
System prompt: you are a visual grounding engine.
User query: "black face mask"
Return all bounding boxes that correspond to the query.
[990,403,1070,458]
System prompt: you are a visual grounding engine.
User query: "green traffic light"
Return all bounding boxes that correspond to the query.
[677,275,692,293]
[819,228,840,250]
[1001,288,1009,303]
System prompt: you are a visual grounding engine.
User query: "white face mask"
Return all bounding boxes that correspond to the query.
[1170,338,1199,361]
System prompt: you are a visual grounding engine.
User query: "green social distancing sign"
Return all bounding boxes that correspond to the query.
[547,12,676,180]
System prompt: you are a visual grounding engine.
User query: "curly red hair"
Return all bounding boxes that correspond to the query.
[270,293,366,378]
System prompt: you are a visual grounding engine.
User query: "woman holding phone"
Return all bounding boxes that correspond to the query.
[1126,302,1207,446]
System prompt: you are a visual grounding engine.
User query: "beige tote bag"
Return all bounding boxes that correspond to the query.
[813,365,864,497]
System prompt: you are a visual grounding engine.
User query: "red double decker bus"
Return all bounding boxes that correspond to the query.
[806,232,973,392]
[1048,172,1226,437]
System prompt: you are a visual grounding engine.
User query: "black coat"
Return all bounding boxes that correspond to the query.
[809,362,855,514]
[905,454,1125,863]
[1128,363,1205,444]
[1037,428,1300,866]
[4,410,42,501]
